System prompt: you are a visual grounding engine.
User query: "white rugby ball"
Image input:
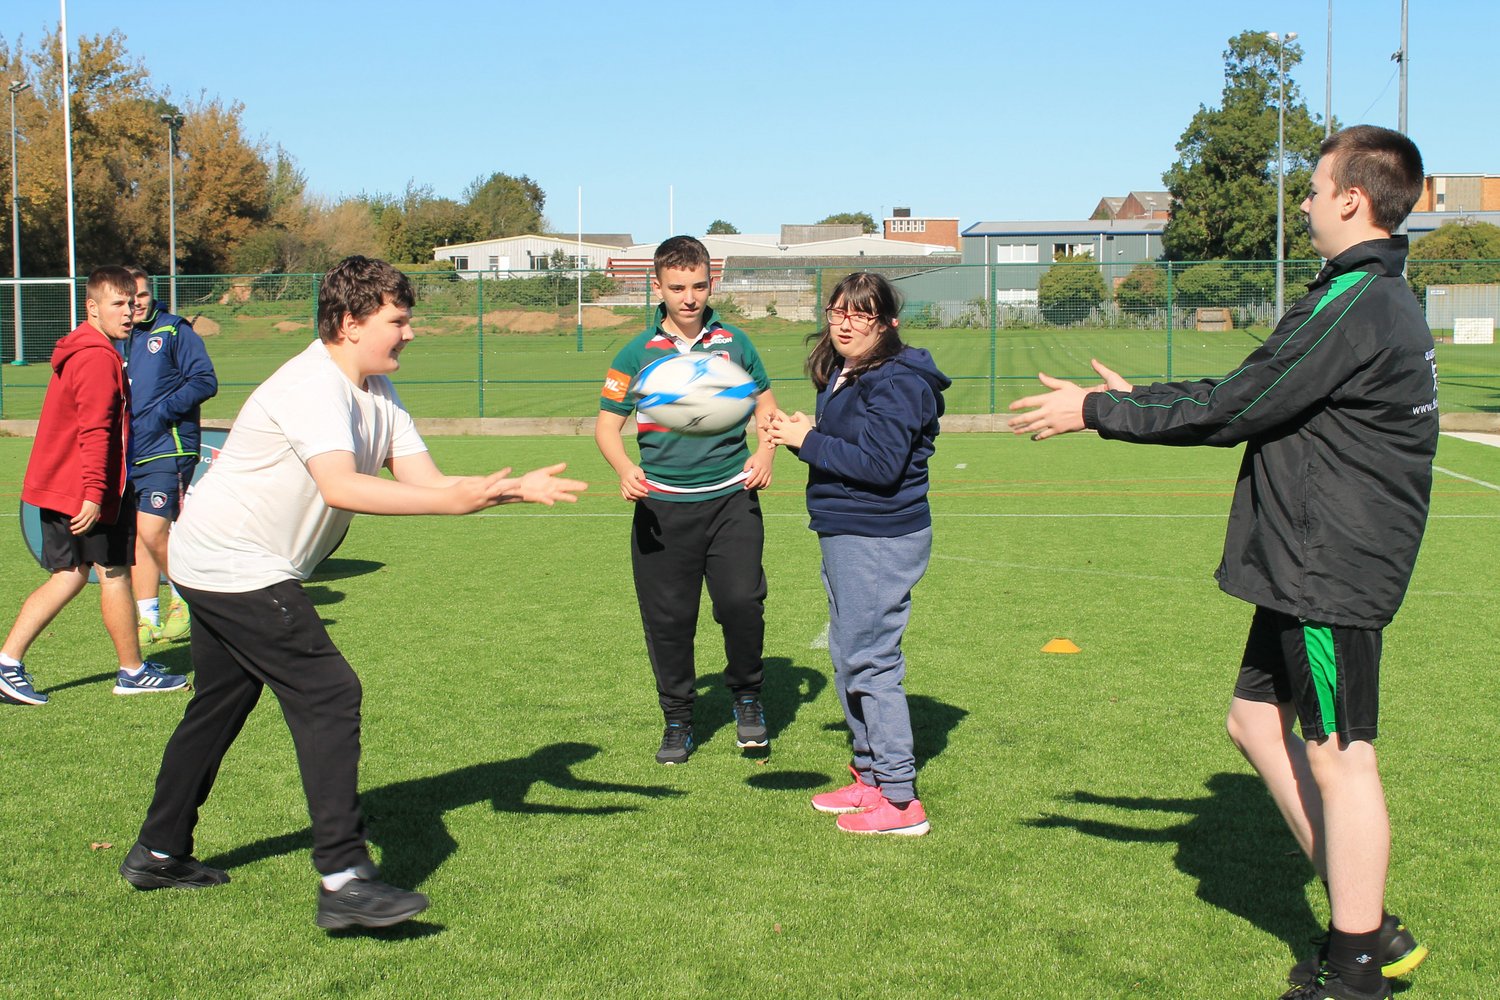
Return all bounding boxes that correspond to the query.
[632,352,759,435]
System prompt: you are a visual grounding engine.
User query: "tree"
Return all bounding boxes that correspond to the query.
[373,181,478,265]
[1037,254,1105,325]
[706,219,739,235]
[1,29,271,276]
[1115,263,1167,313]
[1161,31,1326,262]
[463,171,545,239]
[817,211,876,234]
[1407,221,1500,299]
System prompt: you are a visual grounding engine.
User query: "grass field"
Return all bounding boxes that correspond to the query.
[2,304,1497,420]
[2,432,1498,999]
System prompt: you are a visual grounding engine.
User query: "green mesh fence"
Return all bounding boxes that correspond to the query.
[2,261,1496,420]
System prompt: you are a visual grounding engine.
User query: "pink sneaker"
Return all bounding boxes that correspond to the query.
[836,797,929,836]
[811,767,885,814]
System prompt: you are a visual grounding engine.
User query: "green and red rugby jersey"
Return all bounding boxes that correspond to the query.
[600,304,772,502]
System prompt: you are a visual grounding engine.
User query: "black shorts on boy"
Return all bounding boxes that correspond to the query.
[1234,606,1381,744]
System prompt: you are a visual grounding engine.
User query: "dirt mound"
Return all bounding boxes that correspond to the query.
[274,320,309,332]
[581,307,628,329]
[479,307,630,333]
[191,317,221,336]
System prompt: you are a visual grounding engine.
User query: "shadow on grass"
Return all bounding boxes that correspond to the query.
[325,919,446,941]
[692,656,826,749]
[818,693,970,770]
[309,558,384,582]
[1025,772,1321,961]
[205,742,683,890]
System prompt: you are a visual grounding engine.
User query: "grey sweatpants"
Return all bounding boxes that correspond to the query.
[819,527,931,803]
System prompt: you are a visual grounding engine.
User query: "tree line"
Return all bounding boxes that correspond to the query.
[1,28,548,278]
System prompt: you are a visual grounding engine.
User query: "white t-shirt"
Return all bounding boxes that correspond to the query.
[170,339,428,593]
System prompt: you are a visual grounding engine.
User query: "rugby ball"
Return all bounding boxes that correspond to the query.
[631,353,759,435]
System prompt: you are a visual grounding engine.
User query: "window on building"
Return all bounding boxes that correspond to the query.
[452,256,469,270]
[994,243,1039,264]
[488,256,500,270]
[530,254,551,271]
[1052,242,1094,260]
[889,219,927,233]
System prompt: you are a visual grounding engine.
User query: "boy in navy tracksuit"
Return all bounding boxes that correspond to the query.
[123,268,217,644]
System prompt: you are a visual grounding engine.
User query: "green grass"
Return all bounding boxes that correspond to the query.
[1,432,1498,998]
[4,308,1496,420]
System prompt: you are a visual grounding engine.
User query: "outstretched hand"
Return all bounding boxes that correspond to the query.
[1007,360,1132,441]
[495,463,588,506]
[453,463,587,511]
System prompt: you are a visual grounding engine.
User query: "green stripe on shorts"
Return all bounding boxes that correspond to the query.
[1303,622,1338,734]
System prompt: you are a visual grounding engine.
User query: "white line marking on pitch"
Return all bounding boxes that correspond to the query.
[1433,465,1500,493]
[932,553,1185,582]
[810,622,829,649]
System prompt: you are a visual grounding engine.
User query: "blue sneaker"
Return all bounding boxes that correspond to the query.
[733,695,768,748]
[655,722,695,764]
[0,661,48,705]
[113,661,190,696]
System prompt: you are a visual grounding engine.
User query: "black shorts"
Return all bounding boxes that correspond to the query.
[1234,606,1381,743]
[131,457,197,521]
[38,495,136,571]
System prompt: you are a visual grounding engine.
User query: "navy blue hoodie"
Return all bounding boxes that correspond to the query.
[119,301,218,468]
[794,346,950,538]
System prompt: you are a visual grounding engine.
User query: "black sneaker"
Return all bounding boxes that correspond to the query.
[732,695,768,748]
[655,721,695,764]
[1280,966,1392,1000]
[119,842,230,889]
[1288,914,1429,985]
[316,866,429,930]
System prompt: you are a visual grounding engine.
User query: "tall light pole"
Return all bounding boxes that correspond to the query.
[1269,31,1298,319]
[160,112,184,313]
[8,80,29,365]
[1325,2,1333,139]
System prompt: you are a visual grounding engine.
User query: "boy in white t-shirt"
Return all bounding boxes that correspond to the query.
[119,257,586,930]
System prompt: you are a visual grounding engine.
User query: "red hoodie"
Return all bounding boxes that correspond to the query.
[21,322,131,521]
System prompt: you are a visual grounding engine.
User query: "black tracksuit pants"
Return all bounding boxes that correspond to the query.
[630,489,766,724]
[137,580,370,875]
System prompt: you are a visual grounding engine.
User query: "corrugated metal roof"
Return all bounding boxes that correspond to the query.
[962,219,1168,237]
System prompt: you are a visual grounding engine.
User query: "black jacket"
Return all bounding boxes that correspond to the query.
[1083,237,1437,628]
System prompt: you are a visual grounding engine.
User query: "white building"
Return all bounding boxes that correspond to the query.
[433,233,633,278]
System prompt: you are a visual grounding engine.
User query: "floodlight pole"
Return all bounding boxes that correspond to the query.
[1270,30,1298,320]
[161,112,184,313]
[8,80,29,365]
[60,0,77,328]
[1325,1,1333,139]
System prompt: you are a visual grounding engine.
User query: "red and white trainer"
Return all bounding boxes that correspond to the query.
[811,767,886,814]
[836,797,930,836]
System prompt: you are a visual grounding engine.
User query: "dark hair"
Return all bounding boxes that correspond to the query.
[317,256,415,343]
[1319,125,1424,233]
[124,265,150,284]
[653,235,711,278]
[85,265,135,303]
[805,272,906,390]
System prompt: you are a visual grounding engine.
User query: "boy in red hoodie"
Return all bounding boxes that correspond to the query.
[0,266,188,706]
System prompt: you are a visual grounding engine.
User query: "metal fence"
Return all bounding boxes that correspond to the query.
[2,260,1497,420]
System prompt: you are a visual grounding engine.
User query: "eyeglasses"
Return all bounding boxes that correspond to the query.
[825,307,879,332]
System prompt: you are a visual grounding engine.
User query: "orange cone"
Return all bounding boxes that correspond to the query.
[1041,638,1081,654]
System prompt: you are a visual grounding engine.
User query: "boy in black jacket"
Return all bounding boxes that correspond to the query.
[1009,126,1434,1000]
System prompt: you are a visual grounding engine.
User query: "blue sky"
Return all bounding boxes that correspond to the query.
[4,1,1495,244]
